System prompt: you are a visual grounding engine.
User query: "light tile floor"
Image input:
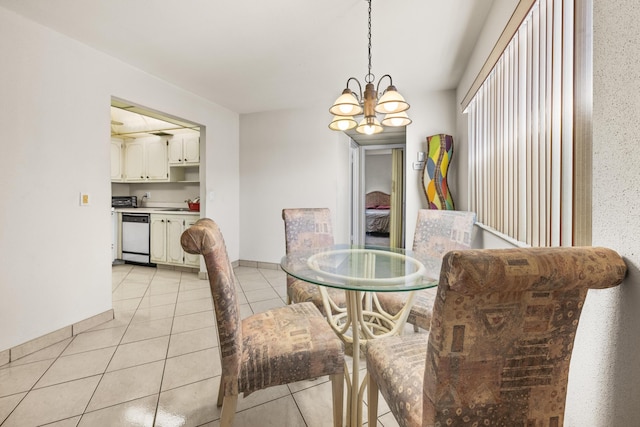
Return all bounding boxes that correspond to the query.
[0,264,403,427]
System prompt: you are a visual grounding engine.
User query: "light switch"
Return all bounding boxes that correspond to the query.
[417,151,425,162]
[80,192,90,206]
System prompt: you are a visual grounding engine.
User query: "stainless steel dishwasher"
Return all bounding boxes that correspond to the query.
[121,213,151,265]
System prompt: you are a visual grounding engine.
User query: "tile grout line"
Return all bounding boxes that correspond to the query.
[78,264,154,423]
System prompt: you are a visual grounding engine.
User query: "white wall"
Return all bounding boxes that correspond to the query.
[589,0,640,424]
[238,106,350,264]
[365,153,392,195]
[455,0,640,424]
[0,7,239,352]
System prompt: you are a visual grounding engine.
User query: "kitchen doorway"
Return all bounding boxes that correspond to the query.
[109,97,205,265]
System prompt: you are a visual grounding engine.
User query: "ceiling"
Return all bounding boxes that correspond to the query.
[110,104,200,139]
[0,0,495,144]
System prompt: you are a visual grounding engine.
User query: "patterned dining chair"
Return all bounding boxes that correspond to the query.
[366,246,627,427]
[376,209,476,331]
[282,208,346,313]
[181,218,345,427]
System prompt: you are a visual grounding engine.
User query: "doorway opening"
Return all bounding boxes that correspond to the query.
[350,141,406,248]
[109,97,205,265]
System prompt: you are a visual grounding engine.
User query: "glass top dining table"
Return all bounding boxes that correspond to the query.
[280,244,439,427]
[280,243,440,292]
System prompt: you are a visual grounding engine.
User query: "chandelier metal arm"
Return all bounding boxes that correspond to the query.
[376,74,394,95]
[345,77,364,103]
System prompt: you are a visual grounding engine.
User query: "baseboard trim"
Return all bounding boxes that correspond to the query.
[238,260,280,270]
[0,309,114,367]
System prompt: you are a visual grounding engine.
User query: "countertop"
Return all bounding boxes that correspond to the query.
[114,208,201,215]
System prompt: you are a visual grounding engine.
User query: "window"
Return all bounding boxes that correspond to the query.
[462,0,591,247]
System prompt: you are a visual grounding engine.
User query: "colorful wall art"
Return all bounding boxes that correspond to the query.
[423,134,455,210]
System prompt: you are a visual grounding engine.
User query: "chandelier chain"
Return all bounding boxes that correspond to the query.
[366,0,374,84]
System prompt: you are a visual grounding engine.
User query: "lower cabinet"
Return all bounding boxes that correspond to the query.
[150,214,200,267]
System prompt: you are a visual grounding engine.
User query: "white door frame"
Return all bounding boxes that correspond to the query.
[350,141,406,246]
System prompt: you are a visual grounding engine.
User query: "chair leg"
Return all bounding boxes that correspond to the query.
[368,374,379,427]
[217,377,224,407]
[413,324,419,333]
[331,373,344,427]
[219,395,238,427]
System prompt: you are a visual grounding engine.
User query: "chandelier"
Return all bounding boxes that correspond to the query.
[329,0,411,135]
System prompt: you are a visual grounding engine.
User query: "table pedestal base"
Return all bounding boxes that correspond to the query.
[321,287,416,427]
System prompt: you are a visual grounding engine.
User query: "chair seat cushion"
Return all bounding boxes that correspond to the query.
[376,288,438,331]
[366,333,429,427]
[240,301,344,395]
[289,279,347,313]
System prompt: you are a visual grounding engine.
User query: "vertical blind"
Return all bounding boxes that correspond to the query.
[465,0,576,247]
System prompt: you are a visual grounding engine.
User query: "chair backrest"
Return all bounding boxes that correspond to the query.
[282,208,334,253]
[180,218,242,398]
[411,209,476,278]
[424,246,626,426]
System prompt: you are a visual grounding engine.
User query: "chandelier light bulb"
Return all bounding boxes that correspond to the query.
[390,116,403,126]
[340,104,354,115]
[382,101,398,113]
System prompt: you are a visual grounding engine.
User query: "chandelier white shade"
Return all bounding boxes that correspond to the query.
[329,0,410,135]
[381,111,412,127]
[329,115,358,131]
[329,89,363,116]
[375,86,410,114]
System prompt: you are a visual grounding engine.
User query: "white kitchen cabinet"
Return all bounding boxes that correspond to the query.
[123,140,145,182]
[184,217,200,267]
[166,218,185,264]
[168,136,199,165]
[146,139,169,180]
[124,138,168,182]
[110,138,123,182]
[150,214,200,267]
[150,215,168,263]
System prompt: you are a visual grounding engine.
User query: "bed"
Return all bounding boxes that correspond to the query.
[365,191,391,234]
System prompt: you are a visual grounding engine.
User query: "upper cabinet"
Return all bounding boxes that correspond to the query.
[110,138,124,182]
[168,136,199,165]
[123,138,168,182]
[111,105,201,184]
[111,133,200,184]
